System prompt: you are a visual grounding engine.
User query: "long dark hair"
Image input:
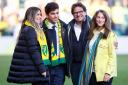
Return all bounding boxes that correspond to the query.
[88,10,111,40]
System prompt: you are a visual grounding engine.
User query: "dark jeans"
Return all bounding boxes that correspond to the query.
[49,65,65,85]
[70,62,82,85]
[89,72,113,85]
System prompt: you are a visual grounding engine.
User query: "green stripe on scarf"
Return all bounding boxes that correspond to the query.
[44,19,66,66]
[78,32,103,85]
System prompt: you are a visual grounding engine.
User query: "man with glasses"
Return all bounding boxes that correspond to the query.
[67,2,91,85]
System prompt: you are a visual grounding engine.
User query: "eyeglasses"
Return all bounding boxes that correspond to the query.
[73,11,84,15]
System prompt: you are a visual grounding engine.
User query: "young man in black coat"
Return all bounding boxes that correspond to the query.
[42,2,69,85]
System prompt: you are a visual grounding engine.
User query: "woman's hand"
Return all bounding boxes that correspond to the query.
[114,41,118,49]
[103,73,111,82]
[42,71,47,77]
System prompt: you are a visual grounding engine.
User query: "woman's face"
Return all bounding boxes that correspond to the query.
[96,12,106,27]
[35,10,42,26]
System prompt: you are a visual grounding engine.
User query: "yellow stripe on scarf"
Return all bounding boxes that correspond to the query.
[24,20,50,65]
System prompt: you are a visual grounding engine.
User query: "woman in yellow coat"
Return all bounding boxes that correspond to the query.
[78,10,117,85]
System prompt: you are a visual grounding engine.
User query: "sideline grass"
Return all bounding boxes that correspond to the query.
[0,55,127,85]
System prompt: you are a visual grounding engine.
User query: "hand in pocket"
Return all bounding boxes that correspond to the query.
[42,72,47,77]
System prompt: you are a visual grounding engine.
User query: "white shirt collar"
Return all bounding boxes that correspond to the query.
[47,21,57,29]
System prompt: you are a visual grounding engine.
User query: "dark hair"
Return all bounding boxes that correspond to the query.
[71,2,86,14]
[45,2,59,15]
[88,10,111,40]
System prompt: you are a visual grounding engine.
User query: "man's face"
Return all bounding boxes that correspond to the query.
[73,6,86,22]
[47,9,59,24]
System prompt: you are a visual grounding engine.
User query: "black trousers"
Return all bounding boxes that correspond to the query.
[89,72,113,85]
[70,62,82,85]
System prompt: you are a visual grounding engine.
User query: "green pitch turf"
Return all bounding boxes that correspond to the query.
[0,55,127,85]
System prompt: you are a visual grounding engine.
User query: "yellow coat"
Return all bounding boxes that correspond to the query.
[94,31,117,81]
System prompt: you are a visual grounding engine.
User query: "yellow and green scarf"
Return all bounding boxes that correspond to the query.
[45,19,66,66]
[24,20,50,65]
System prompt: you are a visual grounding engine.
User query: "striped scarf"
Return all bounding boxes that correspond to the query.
[24,20,50,65]
[44,19,66,66]
[78,32,103,85]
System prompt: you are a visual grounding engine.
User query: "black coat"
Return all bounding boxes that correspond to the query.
[67,15,91,64]
[42,19,69,77]
[7,26,48,83]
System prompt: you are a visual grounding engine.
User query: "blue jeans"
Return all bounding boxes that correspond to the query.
[49,65,65,85]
